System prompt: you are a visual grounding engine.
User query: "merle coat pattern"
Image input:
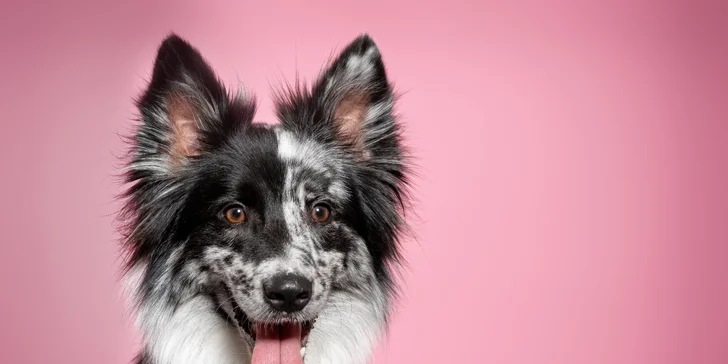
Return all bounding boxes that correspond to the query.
[119,33,411,364]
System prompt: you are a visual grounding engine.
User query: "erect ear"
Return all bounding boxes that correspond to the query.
[278,34,399,161]
[316,35,396,159]
[133,34,255,172]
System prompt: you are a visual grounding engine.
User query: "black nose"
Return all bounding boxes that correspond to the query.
[263,274,313,313]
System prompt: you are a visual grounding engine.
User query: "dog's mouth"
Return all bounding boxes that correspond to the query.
[250,322,313,364]
[230,300,315,364]
[241,318,315,344]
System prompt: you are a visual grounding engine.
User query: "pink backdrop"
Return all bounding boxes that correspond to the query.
[1,1,727,363]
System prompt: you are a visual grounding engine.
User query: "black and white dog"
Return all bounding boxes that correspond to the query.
[118,33,411,364]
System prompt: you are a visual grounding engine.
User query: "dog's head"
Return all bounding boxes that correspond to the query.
[121,34,409,345]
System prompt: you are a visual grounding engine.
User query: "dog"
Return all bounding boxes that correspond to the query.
[118,33,411,364]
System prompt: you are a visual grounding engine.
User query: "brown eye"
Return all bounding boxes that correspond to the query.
[311,204,331,223]
[224,205,246,224]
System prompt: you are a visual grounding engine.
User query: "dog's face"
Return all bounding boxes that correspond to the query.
[122,34,408,349]
[182,126,370,326]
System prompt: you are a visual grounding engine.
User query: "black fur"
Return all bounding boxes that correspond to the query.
[119,32,412,364]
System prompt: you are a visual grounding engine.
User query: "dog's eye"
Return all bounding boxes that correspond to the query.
[224,205,246,224]
[311,204,331,223]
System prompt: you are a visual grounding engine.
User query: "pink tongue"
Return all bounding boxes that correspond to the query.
[251,323,303,364]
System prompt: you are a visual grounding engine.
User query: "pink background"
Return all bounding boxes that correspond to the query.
[1,1,727,363]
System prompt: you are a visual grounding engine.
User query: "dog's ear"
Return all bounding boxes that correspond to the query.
[133,34,255,172]
[278,34,400,161]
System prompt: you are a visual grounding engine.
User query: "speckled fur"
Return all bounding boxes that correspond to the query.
[119,33,411,364]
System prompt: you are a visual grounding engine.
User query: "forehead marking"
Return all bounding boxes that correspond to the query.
[274,128,350,201]
[275,128,309,163]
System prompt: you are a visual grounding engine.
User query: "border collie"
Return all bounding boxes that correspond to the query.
[118,33,411,364]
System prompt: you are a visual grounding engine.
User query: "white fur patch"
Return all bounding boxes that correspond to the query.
[275,128,329,172]
[139,294,251,364]
[303,288,388,364]
[275,128,350,201]
[127,262,250,364]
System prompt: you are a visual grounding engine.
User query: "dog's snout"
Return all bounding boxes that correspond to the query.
[263,274,312,313]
